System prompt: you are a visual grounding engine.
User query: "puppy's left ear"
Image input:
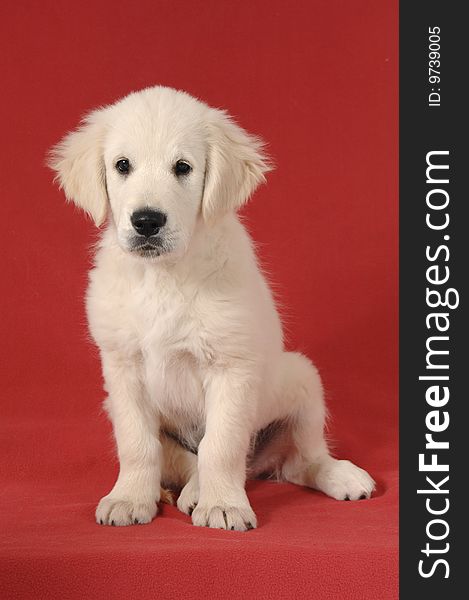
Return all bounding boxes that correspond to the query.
[47,108,108,227]
[202,109,272,221]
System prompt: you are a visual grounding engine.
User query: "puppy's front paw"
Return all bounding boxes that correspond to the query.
[315,459,375,501]
[192,503,257,531]
[96,494,158,526]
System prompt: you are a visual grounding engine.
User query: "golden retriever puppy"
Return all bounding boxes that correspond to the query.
[49,86,374,530]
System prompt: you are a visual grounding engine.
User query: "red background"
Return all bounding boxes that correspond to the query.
[0,1,398,598]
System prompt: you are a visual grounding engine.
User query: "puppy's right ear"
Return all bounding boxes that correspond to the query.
[48,109,108,227]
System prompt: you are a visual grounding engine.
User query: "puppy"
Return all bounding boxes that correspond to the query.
[49,86,375,530]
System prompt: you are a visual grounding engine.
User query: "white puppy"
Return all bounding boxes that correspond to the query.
[49,86,375,531]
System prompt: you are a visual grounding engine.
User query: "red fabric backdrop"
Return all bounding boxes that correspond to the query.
[0,1,398,598]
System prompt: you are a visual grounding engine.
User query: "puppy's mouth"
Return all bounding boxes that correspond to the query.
[135,245,162,258]
[130,238,165,258]
[127,230,178,260]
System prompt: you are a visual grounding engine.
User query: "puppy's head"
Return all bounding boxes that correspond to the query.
[49,86,271,260]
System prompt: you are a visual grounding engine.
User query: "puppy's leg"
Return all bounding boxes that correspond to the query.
[95,351,161,526]
[160,434,200,515]
[278,352,375,500]
[191,369,257,531]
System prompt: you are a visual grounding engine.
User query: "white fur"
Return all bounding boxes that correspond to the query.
[49,86,375,531]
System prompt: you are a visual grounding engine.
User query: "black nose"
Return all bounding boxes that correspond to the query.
[130,209,167,237]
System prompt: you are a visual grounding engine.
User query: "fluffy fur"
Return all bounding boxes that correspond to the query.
[49,86,375,531]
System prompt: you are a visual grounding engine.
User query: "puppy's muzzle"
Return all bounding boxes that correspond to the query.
[131,208,167,238]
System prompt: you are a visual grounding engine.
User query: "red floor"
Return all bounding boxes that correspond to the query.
[0,405,397,599]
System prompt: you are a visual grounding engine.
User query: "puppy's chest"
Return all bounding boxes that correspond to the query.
[132,271,212,360]
[131,271,212,419]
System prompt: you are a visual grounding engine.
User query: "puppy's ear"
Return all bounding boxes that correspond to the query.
[202,109,272,221]
[48,109,108,227]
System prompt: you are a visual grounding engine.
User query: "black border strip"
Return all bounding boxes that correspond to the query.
[400,3,464,596]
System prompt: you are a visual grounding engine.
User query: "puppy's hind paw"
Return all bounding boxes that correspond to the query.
[176,476,200,516]
[314,459,375,501]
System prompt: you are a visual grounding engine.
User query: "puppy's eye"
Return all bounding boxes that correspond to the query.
[115,158,131,175]
[174,160,192,177]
